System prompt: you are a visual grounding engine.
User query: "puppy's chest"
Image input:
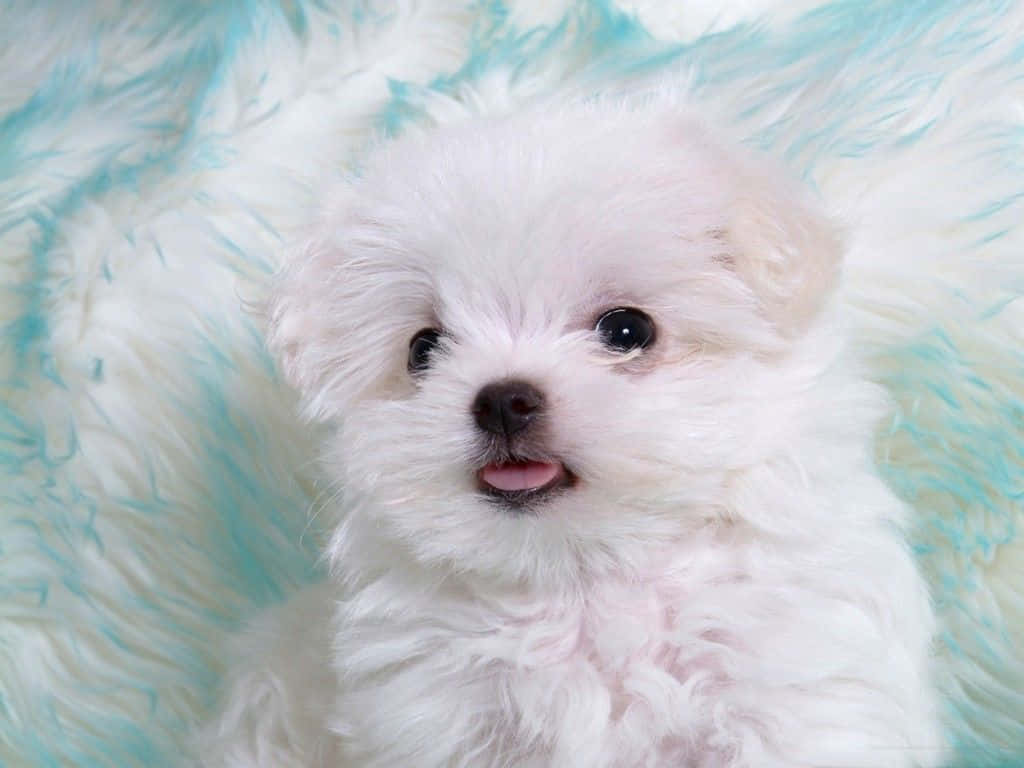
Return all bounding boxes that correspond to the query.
[497,581,722,711]
[465,579,730,764]
[335,573,747,764]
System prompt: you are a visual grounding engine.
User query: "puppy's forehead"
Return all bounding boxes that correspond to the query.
[355,111,731,326]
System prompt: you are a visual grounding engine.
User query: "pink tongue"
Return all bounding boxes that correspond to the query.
[481,461,561,492]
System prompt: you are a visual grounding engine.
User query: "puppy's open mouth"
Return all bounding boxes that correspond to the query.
[477,460,574,507]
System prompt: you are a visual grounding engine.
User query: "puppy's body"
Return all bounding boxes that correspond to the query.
[201,102,947,767]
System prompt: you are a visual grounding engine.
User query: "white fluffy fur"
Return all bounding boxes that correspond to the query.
[199,100,948,767]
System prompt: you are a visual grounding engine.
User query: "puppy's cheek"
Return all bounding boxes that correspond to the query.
[334,399,475,500]
[553,372,738,505]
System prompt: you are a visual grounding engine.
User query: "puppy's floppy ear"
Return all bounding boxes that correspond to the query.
[266,235,350,421]
[721,157,843,336]
[266,195,429,421]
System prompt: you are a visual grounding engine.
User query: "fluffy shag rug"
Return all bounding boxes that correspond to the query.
[1,1,1022,766]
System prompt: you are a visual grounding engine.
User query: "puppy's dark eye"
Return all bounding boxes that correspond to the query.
[408,328,442,374]
[595,308,655,352]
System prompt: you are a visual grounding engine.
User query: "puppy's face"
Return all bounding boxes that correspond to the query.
[271,105,841,586]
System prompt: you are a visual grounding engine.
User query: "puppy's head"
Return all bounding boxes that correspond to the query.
[269,103,842,586]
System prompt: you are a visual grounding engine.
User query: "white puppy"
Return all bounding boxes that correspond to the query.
[200,100,948,767]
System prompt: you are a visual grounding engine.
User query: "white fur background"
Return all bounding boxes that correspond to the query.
[1,1,1022,766]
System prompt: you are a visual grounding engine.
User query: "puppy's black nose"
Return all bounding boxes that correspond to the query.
[472,380,544,436]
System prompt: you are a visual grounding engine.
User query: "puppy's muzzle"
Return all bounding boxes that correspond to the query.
[472,379,544,436]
